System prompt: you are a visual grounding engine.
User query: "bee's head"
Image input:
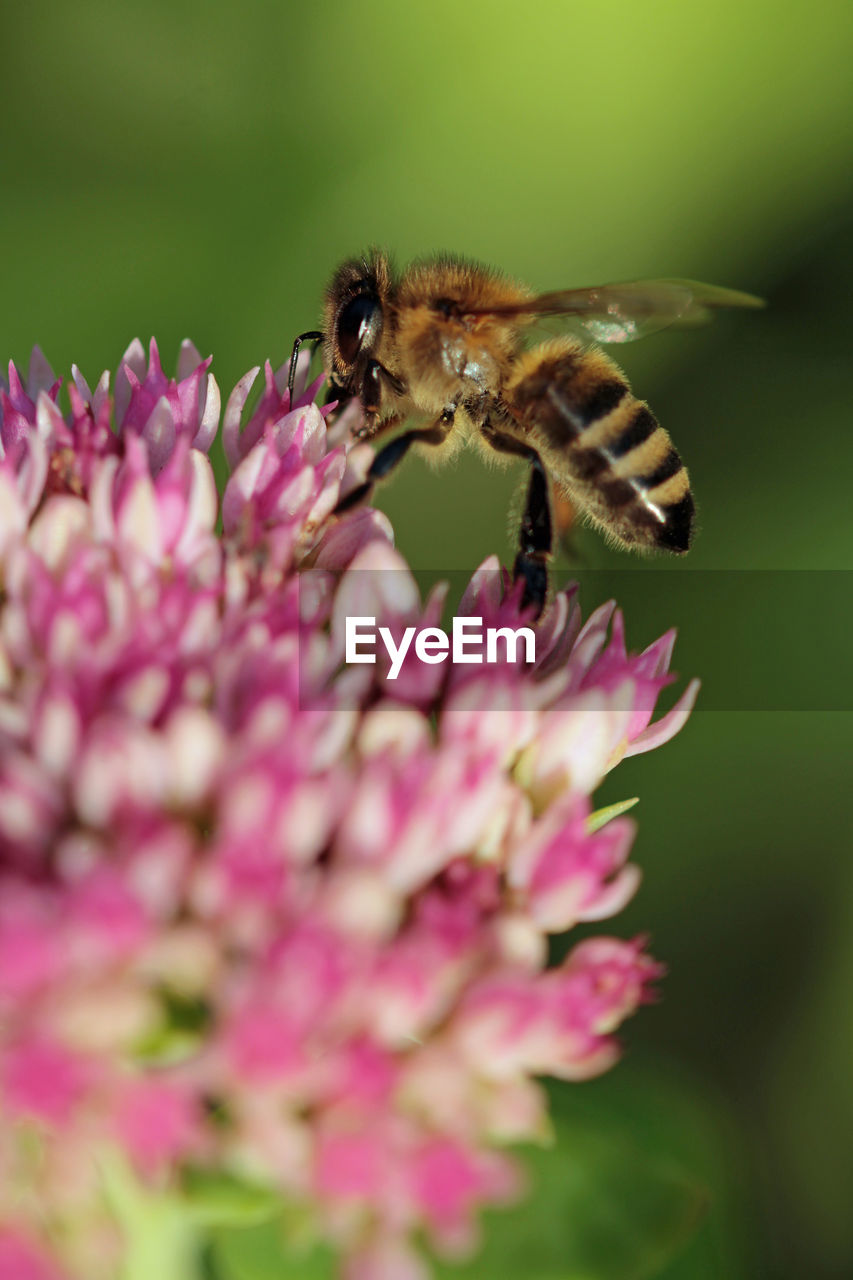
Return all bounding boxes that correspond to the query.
[324,250,392,394]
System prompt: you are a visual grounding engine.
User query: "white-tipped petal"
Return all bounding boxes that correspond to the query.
[71,364,93,404]
[195,371,220,453]
[624,677,701,756]
[177,338,205,380]
[141,396,176,475]
[36,391,66,446]
[223,365,260,468]
[115,338,147,423]
[27,345,56,395]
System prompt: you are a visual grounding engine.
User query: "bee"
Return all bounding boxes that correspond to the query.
[290,251,762,613]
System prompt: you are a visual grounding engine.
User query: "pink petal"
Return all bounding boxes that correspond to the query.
[624,677,701,755]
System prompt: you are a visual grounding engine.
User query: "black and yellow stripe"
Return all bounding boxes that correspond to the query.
[503,338,694,553]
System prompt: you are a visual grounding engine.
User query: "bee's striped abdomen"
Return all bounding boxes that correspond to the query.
[503,338,694,553]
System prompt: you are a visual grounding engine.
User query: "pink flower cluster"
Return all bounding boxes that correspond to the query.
[0,341,698,1280]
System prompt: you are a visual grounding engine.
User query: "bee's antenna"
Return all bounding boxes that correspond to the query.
[287,330,324,404]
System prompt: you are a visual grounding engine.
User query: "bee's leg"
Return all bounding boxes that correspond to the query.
[341,362,411,442]
[352,412,401,444]
[335,411,454,513]
[353,360,408,433]
[480,424,552,617]
[287,330,324,402]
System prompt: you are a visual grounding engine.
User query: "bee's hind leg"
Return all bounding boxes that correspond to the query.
[480,423,552,618]
[334,411,455,513]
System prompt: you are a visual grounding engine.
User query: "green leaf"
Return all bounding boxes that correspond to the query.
[181,1168,281,1228]
[100,1150,206,1280]
[205,1083,707,1280]
[431,1093,707,1280]
[207,1219,336,1280]
[587,798,639,833]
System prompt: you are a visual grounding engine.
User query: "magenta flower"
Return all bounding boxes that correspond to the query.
[0,342,698,1280]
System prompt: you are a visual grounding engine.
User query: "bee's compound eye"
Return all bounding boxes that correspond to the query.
[336,293,381,365]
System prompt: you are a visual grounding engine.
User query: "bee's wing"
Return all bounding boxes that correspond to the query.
[478,279,764,344]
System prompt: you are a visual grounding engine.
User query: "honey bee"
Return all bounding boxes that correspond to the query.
[291,250,762,613]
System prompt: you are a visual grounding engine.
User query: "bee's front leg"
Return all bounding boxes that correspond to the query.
[352,413,399,443]
[287,329,324,402]
[355,360,409,438]
[335,411,455,514]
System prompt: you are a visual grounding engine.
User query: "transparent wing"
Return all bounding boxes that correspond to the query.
[473,279,764,343]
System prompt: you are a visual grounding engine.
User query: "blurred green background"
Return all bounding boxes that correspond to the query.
[3,1,852,1276]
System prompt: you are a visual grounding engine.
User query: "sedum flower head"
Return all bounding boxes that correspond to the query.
[0,341,698,1279]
